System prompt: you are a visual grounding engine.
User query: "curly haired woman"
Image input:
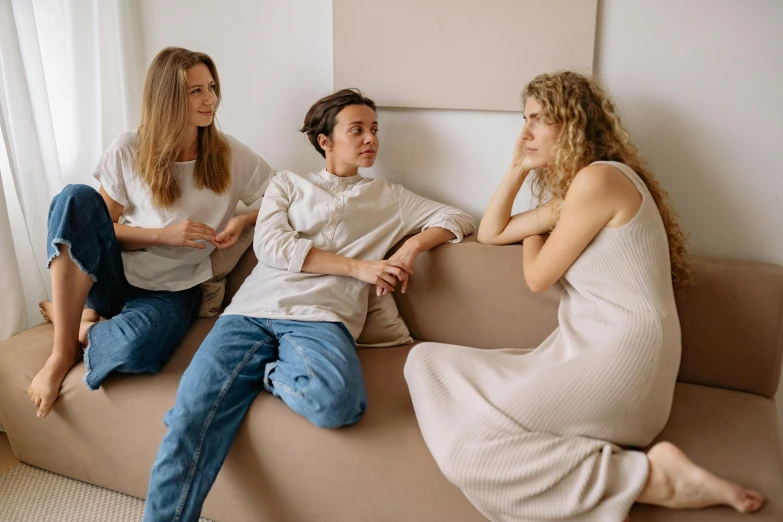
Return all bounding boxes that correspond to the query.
[404,71,763,521]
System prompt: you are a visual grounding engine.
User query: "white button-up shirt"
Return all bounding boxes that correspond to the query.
[223,169,476,338]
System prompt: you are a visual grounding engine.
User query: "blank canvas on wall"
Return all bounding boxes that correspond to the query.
[333,0,598,112]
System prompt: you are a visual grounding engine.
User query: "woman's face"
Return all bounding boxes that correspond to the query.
[186,63,217,128]
[521,96,561,168]
[321,104,379,171]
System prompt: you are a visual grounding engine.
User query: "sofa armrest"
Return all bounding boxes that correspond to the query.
[675,256,783,398]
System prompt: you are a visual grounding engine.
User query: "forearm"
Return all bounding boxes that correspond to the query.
[114,223,164,251]
[237,210,259,228]
[477,163,531,243]
[404,227,456,254]
[301,248,357,278]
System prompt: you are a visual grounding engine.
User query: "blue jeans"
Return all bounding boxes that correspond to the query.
[47,184,201,390]
[143,315,367,522]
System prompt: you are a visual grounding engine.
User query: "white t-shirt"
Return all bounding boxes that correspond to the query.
[93,130,274,292]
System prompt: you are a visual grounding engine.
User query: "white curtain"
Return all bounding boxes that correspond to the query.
[0,0,144,341]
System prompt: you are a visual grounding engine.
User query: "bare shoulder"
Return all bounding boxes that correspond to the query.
[568,163,634,198]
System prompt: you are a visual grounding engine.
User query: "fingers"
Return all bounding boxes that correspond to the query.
[378,272,397,288]
[191,233,217,242]
[185,240,206,249]
[188,221,217,235]
[375,280,394,296]
[387,260,413,275]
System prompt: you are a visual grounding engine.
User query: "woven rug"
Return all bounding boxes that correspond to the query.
[0,464,213,522]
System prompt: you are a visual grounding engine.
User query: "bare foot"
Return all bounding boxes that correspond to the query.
[78,319,97,346]
[27,345,81,419]
[39,301,99,325]
[638,442,764,513]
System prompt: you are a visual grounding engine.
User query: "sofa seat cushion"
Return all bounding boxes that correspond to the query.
[0,326,781,521]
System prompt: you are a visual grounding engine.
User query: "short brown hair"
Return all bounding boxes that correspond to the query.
[300,88,376,158]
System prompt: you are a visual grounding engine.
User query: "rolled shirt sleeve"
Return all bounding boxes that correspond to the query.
[254,172,314,272]
[397,185,476,242]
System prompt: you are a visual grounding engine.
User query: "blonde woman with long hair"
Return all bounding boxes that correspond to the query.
[405,72,763,520]
[28,47,274,419]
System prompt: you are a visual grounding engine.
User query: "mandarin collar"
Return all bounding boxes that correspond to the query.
[317,168,363,185]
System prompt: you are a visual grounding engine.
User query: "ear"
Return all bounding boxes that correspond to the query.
[317,134,332,153]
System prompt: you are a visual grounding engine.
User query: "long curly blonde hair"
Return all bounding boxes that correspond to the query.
[523,71,690,288]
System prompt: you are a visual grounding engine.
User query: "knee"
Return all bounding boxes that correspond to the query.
[403,343,434,388]
[300,379,367,429]
[51,184,101,212]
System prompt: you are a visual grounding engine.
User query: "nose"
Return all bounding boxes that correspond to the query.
[364,132,377,145]
[521,121,533,141]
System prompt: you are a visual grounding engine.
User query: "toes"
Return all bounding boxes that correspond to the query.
[37,401,52,419]
[731,489,763,513]
[742,490,764,512]
[33,397,42,409]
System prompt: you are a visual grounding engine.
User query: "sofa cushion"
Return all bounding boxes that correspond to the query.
[356,292,413,348]
[198,227,255,318]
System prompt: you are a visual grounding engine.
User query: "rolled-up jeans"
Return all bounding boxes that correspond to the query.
[46,184,200,390]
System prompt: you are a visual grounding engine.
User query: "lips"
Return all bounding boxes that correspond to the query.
[360,150,376,155]
[199,111,213,115]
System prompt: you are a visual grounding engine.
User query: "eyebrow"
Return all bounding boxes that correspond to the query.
[347,121,379,125]
[187,81,215,89]
[524,112,539,119]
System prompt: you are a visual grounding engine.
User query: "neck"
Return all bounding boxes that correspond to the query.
[177,125,199,162]
[325,157,359,178]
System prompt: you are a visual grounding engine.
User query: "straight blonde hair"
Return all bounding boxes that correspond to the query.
[135,47,231,208]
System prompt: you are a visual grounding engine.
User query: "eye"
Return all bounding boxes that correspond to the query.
[350,127,361,133]
[191,89,200,95]
[209,84,216,91]
[371,128,379,135]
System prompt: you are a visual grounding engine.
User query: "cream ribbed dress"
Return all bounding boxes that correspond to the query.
[404,162,682,522]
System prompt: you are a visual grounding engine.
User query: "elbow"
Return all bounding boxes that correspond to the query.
[523,271,552,294]
[476,230,500,245]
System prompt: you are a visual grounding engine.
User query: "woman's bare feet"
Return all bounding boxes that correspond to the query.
[27,343,82,419]
[638,442,763,513]
[39,301,99,324]
[31,302,99,419]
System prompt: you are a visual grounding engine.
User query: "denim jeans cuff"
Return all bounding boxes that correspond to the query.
[263,361,278,393]
[48,238,98,283]
[82,323,101,391]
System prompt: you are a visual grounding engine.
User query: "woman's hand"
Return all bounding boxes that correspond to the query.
[379,244,419,295]
[159,221,217,249]
[351,260,412,296]
[511,132,534,173]
[214,215,248,250]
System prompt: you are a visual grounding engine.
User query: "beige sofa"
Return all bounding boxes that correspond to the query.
[1,237,782,521]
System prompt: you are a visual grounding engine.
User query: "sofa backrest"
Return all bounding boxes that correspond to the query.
[225,236,783,398]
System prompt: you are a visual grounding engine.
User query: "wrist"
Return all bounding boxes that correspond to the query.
[347,258,361,279]
[509,162,532,179]
[403,237,424,255]
[152,228,166,246]
[239,213,255,228]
